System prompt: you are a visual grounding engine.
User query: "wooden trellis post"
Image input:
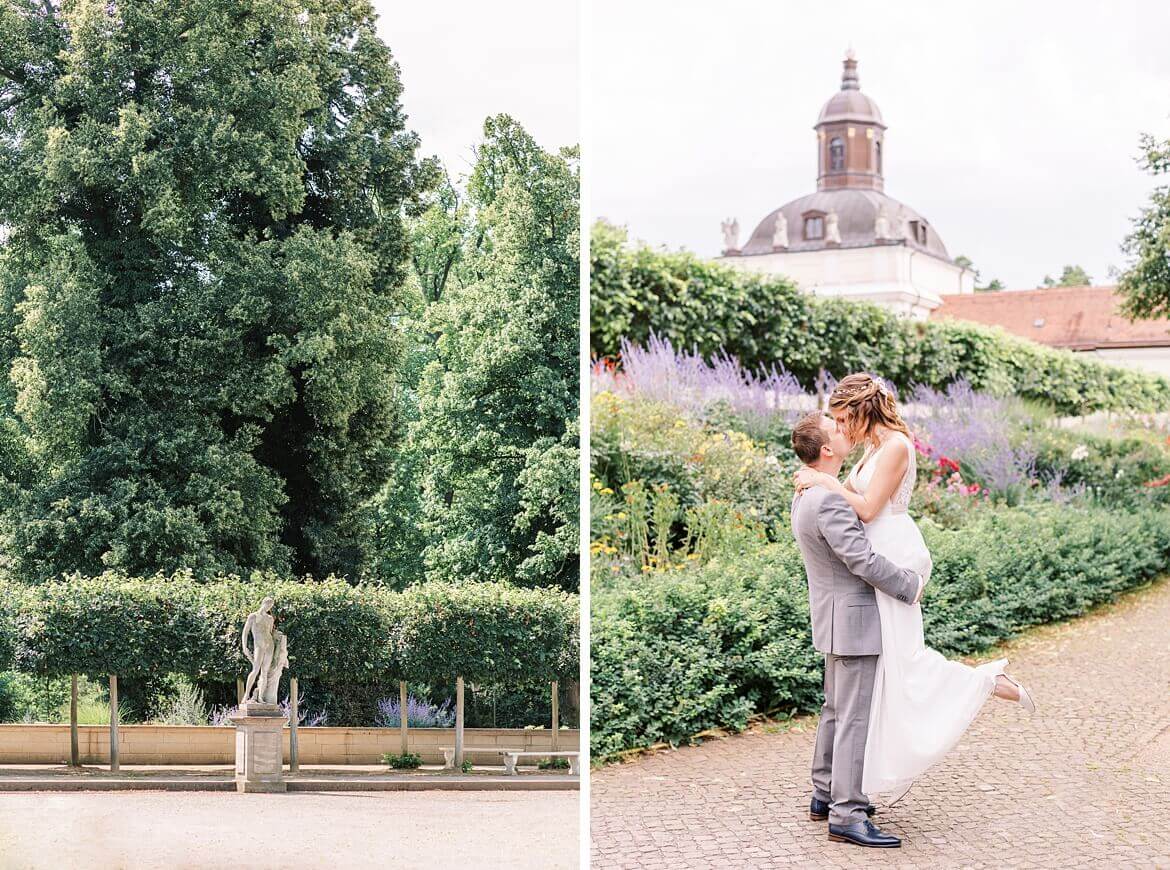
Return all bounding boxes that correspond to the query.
[288,676,299,773]
[399,681,409,756]
[69,675,79,767]
[551,681,560,752]
[454,677,465,768]
[108,674,119,772]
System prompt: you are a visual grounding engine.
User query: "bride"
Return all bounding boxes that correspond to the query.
[793,373,1036,803]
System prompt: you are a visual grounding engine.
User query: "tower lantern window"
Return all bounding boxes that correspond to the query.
[829,138,845,171]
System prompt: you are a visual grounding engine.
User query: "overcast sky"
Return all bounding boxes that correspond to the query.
[587,0,1170,289]
[372,1,580,182]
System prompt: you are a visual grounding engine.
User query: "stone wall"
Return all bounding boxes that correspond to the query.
[0,725,580,766]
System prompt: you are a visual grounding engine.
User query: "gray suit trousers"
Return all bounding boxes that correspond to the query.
[810,652,878,826]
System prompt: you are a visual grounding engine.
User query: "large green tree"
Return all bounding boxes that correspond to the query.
[1120,133,1170,319]
[0,0,432,582]
[413,116,579,591]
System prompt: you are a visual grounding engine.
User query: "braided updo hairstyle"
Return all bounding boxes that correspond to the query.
[827,373,911,447]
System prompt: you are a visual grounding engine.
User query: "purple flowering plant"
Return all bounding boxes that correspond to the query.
[375,694,455,728]
[592,334,815,439]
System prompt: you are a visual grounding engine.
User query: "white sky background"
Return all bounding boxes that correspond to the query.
[587,0,1170,289]
[372,1,580,182]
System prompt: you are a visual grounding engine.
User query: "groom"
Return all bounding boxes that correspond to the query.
[789,412,924,849]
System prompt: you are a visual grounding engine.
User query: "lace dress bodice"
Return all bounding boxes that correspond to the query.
[846,432,916,516]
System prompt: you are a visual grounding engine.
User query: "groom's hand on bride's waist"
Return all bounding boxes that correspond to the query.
[912,573,925,605]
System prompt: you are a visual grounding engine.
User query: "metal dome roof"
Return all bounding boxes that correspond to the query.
[815,50,885,128]
[816,89,884,127]
[739,189,951,260]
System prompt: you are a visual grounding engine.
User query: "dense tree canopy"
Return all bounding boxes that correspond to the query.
[1120,133,1170,319]
[412,116,580,591]
[0,0,433,583]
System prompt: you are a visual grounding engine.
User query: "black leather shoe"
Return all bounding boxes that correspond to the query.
[827,819,901,848]
[808,797,876,821]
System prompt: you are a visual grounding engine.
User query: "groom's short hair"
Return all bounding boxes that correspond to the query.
[792,412,830,464]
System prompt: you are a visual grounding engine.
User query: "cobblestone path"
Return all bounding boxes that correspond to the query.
[591,578,1170,869]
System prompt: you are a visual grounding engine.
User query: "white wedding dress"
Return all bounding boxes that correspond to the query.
[848,432,1006,799]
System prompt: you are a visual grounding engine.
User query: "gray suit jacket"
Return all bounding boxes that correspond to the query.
[791,486,920,656]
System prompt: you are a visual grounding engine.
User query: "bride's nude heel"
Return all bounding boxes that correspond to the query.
[998,672,1037,713]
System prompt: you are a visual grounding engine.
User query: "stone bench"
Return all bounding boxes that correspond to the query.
[502,750,580,776]
[439,746,513,768]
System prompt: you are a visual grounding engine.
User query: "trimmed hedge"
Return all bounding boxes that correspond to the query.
[590,223,1170,414]
[590,504,1170,758]
[0,574,578,689]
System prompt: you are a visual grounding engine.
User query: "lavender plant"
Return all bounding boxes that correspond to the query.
[593,335,814,438]
[1039,468,1089,506]
[209,705,237,727]
[280,692,329,727]
[376,694,455,728]
[905,381,1039,501]
[208,691,327,727]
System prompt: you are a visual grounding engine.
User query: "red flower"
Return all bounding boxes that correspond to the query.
[1143,473,1170,489]
[938,456,961,473]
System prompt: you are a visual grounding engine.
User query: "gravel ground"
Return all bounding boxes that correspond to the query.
[0,790,579,869]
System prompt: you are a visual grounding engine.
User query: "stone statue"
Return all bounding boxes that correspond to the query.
[874,205,890,240]
[898,212,912,241]
[263,631,288,704]
[772,212,788,249]
[241,597,288,707]
[825,209,841,245]
[721,217,740,252]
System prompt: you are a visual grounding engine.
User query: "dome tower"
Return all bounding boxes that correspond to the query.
[815,49,886,192]
[716,51,975,319]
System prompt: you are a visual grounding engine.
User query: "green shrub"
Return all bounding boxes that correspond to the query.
[0,673,70,723]
[591,543,819,758]
[382,752,423,769]
[0,673,22,722]
[590,391,793,551]
[538,757,570,769]
[590,504,1170,758]
[152,676,211,726]
[590,223,1170,414]
[1029,427,1170,507]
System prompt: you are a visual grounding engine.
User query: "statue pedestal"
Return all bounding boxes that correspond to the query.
[230,709,287,793]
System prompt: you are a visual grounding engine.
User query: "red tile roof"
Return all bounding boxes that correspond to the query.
[931,286,1170,350]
